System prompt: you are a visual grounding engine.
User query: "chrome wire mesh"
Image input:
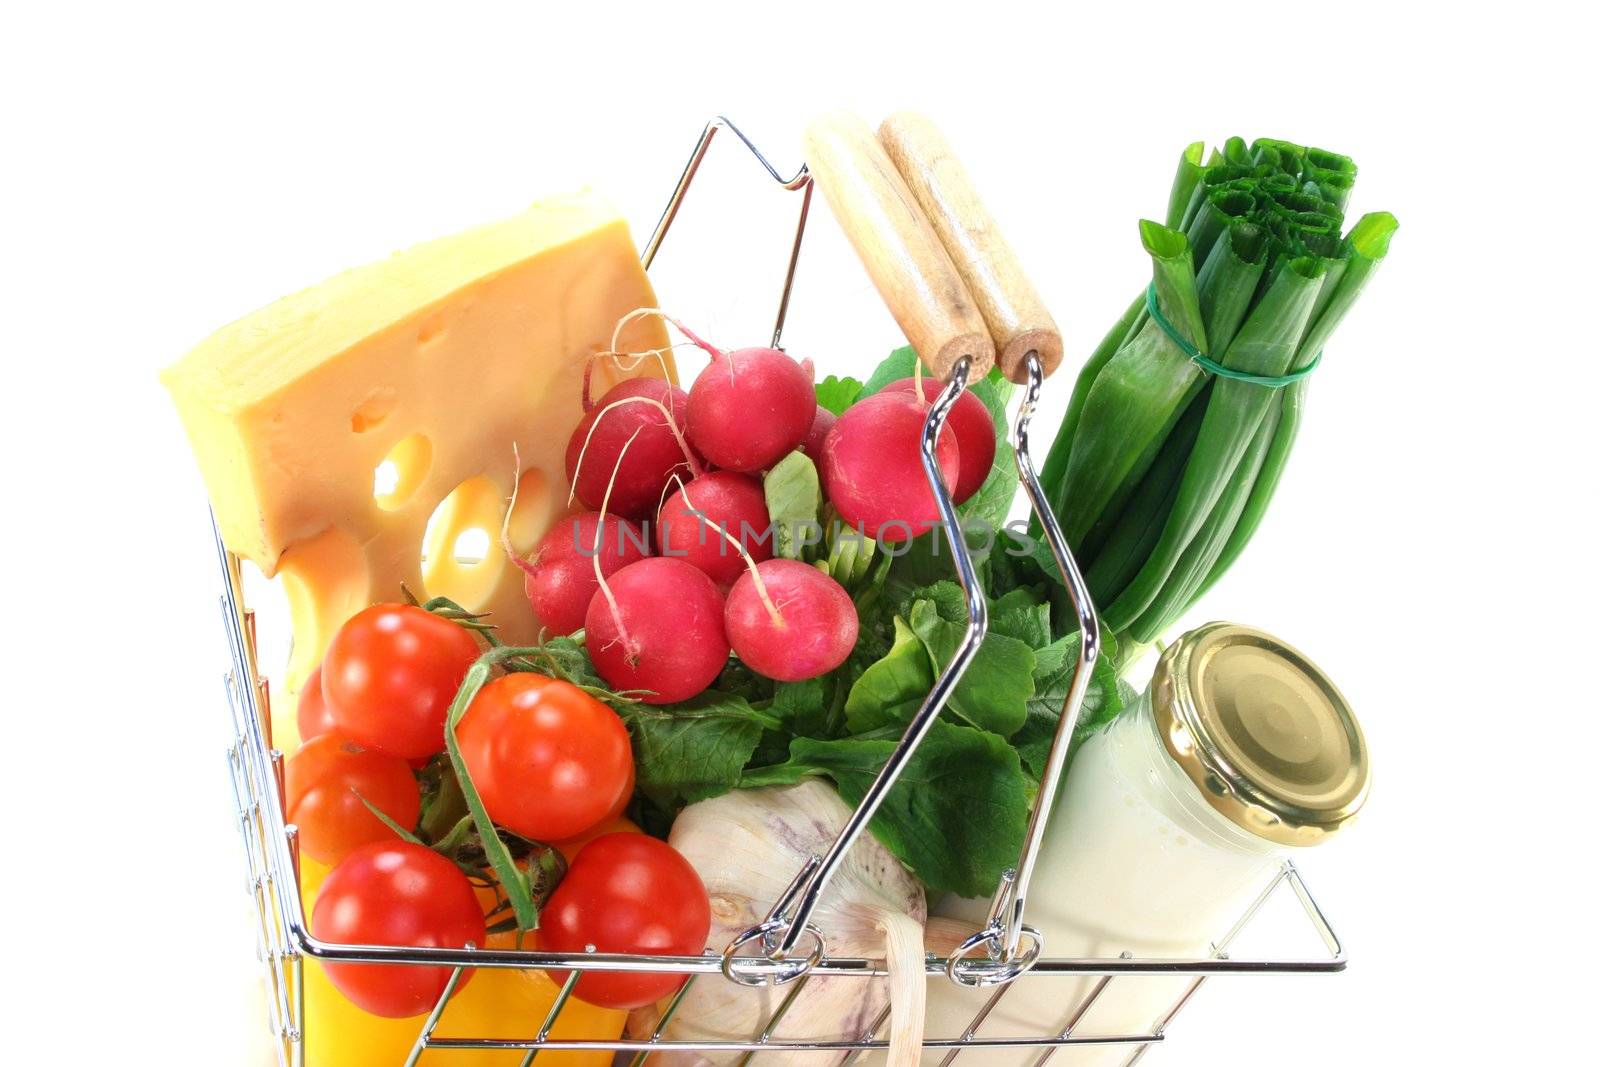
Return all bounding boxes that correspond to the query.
[215,437,1343,1067]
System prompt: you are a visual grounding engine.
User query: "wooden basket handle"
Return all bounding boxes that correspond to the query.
[802,111,996,380]
[878,111,1063,383]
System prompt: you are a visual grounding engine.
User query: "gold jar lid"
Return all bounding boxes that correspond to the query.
[1151,622,1369,847]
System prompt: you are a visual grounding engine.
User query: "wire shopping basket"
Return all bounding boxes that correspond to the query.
[216,115,1346,1067]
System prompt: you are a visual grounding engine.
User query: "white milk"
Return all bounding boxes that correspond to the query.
[922,690,1282,1066]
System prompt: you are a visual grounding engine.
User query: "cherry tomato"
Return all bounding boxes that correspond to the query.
[323,604,481,760]
[311,841,487,1018]
[455,674,633,842]
[296,663,339,745]
[539,834,711,1009]
[298,857,626,1067]
[285,734,421,865]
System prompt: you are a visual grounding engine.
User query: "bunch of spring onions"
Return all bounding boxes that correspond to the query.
[1037,137,1397,653]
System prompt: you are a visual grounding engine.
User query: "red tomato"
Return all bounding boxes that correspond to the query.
[539,834,711,1009]
[323,604,481,760]
[285,734,421,865]
[455,674,633,842]
[296,663,338,744]
[311,841,487,1018]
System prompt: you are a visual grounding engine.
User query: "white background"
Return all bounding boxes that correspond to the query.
[4,2,1595,1063]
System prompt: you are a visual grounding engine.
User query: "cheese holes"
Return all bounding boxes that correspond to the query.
[420,474,507,610]
[373,433,433,511]
[350,388,399,433]
[450,528,491,565]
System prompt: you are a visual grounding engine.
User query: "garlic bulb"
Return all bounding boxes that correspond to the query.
[628,780,927,1067]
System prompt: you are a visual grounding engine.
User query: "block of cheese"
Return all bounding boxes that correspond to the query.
[164,191,674,709]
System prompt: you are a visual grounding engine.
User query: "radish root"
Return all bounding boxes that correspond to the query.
[501,444,541,580]
[602,306,727,384]
[610,306,724,363]
[583,306,717,411]
[606,306,731,388]
[582,342,696,410]
[593,427,644,663]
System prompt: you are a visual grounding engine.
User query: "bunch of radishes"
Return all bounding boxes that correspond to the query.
[518,313,995,705]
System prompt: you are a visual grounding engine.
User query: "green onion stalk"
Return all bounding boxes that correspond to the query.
[1037,138,1397,663]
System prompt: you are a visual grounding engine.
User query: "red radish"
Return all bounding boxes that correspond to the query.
[819,390,961,542]
[516,512,649,635]
[725,559,858,682]
[565,378,699,520]
[658,471,774,587]
[586,558,729,704]
[686,347,814,472]
[800,405,836,458]
[882,378,997,504]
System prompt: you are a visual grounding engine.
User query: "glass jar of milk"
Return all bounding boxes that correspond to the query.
[923,622,1369,1065]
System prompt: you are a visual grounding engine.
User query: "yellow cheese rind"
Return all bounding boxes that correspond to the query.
[165,192,674,701]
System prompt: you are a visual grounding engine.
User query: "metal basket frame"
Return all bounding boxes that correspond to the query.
[216,117,1346,1067]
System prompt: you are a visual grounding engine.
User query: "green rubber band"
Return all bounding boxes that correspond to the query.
[1144,283,1321,388]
